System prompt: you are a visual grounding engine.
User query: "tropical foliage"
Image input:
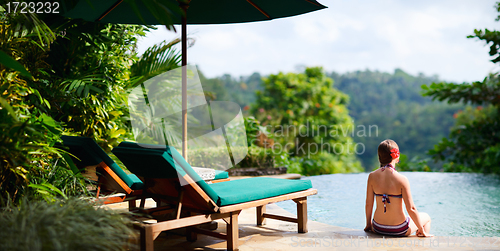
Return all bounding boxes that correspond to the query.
[200,68,464,172]
[0,6,182,203]
[251,67,363,175]
[199,71,263,111]
[421,3,500,174]
[0,98,79,202]
[0,9,90,203]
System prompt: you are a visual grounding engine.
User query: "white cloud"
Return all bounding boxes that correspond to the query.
[137,0,500,83]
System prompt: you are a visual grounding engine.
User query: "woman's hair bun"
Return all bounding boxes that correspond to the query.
[378,139,399,167]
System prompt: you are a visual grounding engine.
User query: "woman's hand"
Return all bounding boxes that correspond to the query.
[416,229,434,237]
[364,223,372,232]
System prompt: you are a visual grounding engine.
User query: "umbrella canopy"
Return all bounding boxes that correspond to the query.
[61,0,327,25]
[59,0,327,159]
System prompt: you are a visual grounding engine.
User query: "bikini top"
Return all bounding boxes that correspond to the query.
[374,163,402,213]
[374,193,402,213]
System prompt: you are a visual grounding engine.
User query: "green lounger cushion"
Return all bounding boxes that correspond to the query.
[115,141,229,180]
[114,142,312,207]
[112,147,181,179]
[58,136,101,167]
[116,141,168,151]
[163,147,313,206]
[208,177,312,206]
[60,136,144,190]
[127,173,143,186]
[214,170,229,180]
[112,145,221,202]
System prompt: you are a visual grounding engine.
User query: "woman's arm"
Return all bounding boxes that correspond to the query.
[401,176,431,237]
[364,173,374,232]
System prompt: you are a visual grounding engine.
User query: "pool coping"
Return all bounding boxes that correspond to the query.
[105,198,499,250]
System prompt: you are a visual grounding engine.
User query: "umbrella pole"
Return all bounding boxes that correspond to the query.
[181,3,188,160]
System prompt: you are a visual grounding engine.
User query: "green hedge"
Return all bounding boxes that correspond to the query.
[188,145,287,169]
[188,145,365,176]
[298,152,364,176]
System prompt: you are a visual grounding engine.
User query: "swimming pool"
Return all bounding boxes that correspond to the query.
[276,172,500,237]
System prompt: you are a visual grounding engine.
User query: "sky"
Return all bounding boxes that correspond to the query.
[136,0,500,83]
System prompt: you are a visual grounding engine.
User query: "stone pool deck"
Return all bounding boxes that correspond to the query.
[105,175,499,250]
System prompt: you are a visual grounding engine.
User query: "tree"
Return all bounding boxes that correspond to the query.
[422,2,500,174]
[252,67,363,175]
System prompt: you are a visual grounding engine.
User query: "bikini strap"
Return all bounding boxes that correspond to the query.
[380,163,396,173]
[374,193,396,213]
[381,194,390,213]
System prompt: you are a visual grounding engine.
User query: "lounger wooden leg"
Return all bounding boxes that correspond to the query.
[294,197,308,233]
[186,226,198,242]
[256,205,266,226]
[96,176,102,198]
[140,225,155,251]
[176,189,184,219]
[128,199,137,210]
[140,179,150,209]
[186,212,198,242]
[227,210,241,251]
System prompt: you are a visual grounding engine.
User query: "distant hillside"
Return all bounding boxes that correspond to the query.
[199,71,262,110]
[329,69,463,170]
[199,68,463,171]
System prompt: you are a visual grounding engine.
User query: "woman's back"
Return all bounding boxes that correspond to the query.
[370,168,407,225]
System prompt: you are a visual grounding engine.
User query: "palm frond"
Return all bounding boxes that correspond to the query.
[60,73,106,97]
[129,38,183,88]
[8,9,57,49]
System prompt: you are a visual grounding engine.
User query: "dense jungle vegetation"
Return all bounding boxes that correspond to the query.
[199,69,462,172]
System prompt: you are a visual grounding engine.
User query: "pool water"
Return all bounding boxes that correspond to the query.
[276,172,500,237]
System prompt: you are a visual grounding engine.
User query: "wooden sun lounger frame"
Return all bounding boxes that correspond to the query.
[134,173,318,251]
[87,162,143,208]
[86,162,230,208]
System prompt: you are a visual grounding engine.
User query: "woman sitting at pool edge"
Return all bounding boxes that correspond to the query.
[364,139,433,237]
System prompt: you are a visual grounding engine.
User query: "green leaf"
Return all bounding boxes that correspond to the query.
[0,97,18,121]
[0,50,32,78]
[62,153,82,176]
[29,183,68,199]
[77,85,84,96]
[41,183,68,199]
[88,85,104,93]
[83,85,90,97]
[39,113,61,134]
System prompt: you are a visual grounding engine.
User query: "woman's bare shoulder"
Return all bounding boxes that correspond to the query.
[368,169,380,178]
[394,172,410,184]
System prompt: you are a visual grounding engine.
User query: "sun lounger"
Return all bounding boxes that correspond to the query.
[58,136,229,207]
[59,136,144,206]
[112,142,317,251]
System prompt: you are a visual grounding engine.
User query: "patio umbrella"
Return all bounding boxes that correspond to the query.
[60,0,327,158]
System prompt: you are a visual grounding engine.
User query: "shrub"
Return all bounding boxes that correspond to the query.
[235,146,274,168]
[0,98,87,203]
[188,145,293,170]
[188,146,240,170]
[0,198,136,251]
[300,152,364,176]
[397,154,432,172]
